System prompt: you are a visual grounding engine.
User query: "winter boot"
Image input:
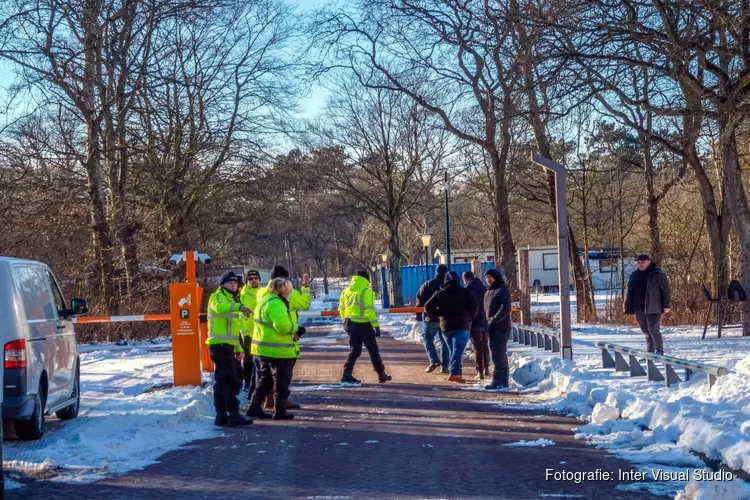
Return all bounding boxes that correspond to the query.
[214,412,229,427]
[440,367,449,374]
[272,399,295,420]
[247,394,272,419]
[474,370,485,380]
[226,411,253,427]
[378,372,392,383]
[447,374,464,383]
[341,372,362,384]
[425,362,440,373]
[285,399,302,410]
[264,393,275,410]
[484,369,508,390]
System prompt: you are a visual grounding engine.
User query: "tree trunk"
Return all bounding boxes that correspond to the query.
[388,220,405,307]
[83,0,118,315]
[642,137,663,265]
[718,117,750,336]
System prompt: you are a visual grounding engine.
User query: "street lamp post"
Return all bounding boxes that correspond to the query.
[444,171,451,270]
[420,233,432,284]
[380,253,390,309]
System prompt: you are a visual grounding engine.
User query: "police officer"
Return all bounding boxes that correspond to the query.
[255,265,310,410]
[240,270,262,395]
[339,271,392,384]
[207,271,253,427]
[248,278,306,420]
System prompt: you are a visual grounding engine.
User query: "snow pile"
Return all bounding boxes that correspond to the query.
[3,345,218,484]
[502,438,555,447]
[674,478,745,500]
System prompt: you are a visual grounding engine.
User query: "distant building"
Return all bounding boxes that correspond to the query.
[434,246,635,291]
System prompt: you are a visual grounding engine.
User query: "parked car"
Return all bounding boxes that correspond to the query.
[0,257,88,440]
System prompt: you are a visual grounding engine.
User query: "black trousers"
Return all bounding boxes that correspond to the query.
[241,336,255,390]
[471,329,490,373]
[343,321,384,374]
[252,357,295,403]
[209,343,241,414]
[488,328,511,386]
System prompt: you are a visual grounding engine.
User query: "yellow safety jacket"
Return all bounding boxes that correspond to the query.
[251,292,299,359]
[256,285,311,327]
[206,287,243,353]
[239,284,260,340]
[339,276,379,327]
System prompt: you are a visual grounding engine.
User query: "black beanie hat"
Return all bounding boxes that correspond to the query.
[270,265,289,279]
[436,264,449,276]
[246,269,260,279]
[220,271,240,285]
[356,271,370,280]
[444,271,460,283]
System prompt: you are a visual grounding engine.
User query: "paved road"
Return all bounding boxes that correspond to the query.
[11,327,657,499]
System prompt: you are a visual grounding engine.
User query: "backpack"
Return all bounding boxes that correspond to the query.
[727,280,747,301]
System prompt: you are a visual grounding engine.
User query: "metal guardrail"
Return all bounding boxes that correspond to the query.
[511,324,561,353]
[595,342,729,388]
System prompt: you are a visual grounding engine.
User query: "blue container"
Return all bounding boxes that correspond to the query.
[400,262,499,304]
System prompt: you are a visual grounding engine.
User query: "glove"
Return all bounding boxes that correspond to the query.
[416,313,423,322]
[296,326,306,337]
[374,327,381,338]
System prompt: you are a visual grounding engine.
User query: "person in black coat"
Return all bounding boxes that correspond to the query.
[416,264,451,373]
[483,268,512,389]
[463,271,490,379]
[425,271,478,383]
[624,254,671,354]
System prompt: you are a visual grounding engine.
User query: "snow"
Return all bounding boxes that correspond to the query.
[3,343,218,485]
[502,438,556,447]
[390,292,750,498]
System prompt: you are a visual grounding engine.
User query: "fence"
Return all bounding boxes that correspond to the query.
[511,324,561,353]
[596,342,728,388]
[400,262,498,304]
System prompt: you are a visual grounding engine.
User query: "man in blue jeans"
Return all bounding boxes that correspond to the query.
[416,265,451,373]
[424,271,478,383]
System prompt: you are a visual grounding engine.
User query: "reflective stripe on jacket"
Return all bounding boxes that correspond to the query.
[339,276,379,327]
[251,292,300,359]
[206,287,243,353]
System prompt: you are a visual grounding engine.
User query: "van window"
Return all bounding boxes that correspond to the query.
[46,271,67,316]
[13,266,58,321]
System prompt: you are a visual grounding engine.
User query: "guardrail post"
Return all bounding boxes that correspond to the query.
[629,355,647,377]
[536,332,544,348]
[512,327,519,342]
[601,348,616,368]
[647,360,664,382]
[530,332,538,347]
[524,330,531,345]
[552,337,560,353]
[665,364,682,386]
[544,334,552,351]
[614,351,629,372]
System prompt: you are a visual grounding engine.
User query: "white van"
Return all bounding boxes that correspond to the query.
[0,257,88,440]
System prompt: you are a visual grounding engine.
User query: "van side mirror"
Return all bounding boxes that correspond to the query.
[70,298,89,316]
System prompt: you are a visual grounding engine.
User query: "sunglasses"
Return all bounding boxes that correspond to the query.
[247,276,260,281]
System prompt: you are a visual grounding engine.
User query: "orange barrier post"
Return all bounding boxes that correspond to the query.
[170,282,202,386]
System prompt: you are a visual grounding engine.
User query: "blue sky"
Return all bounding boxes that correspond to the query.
[0,0,332,124]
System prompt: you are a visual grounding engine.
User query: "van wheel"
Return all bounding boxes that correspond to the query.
[14,384,45,440]
[57,364,80,420]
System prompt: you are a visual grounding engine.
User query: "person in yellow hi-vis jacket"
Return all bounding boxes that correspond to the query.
[207,272,253,427]
[247,278,306,420]
[255,265,311,410]
[239,270,262,395]
[339,271,392,385]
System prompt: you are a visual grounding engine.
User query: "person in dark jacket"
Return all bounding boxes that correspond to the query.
[424,271,478,383]
[484,268,512,389]
[624,254,671,355]
[463,271,490,380]
[416,264,451,373]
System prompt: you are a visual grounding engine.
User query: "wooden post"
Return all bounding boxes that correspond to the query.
[471,259,482,278]
[518,248,532,326]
